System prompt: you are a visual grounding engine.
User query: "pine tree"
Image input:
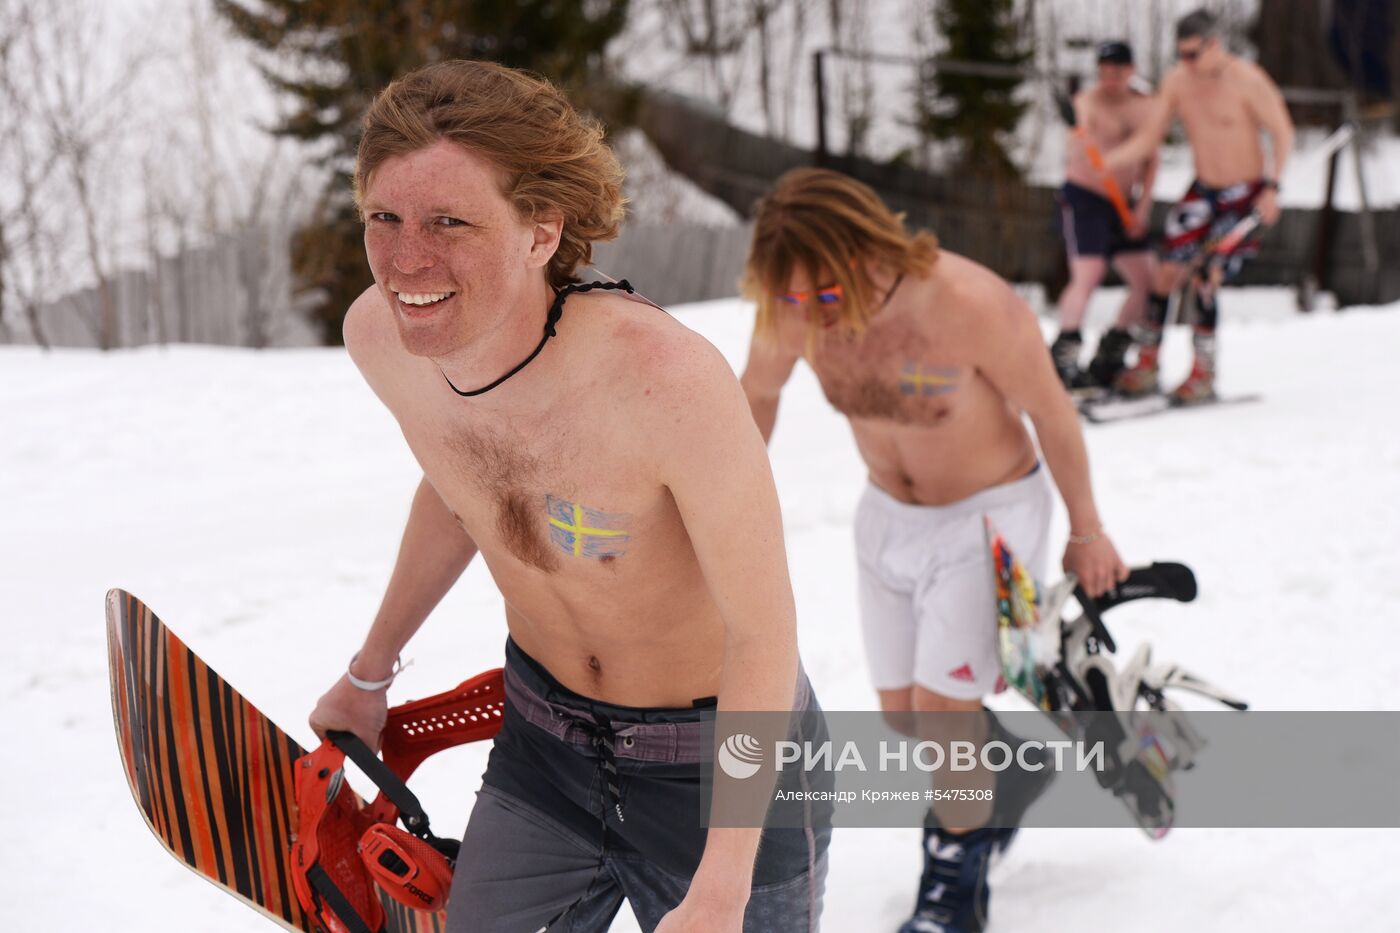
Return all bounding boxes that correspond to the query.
[915,0,1031,181]
[215,0,631,343]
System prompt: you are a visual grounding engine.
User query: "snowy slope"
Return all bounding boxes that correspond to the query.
[3,289,1399,931]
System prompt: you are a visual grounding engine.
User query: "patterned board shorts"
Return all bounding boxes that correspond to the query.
[1161,178,1267,277]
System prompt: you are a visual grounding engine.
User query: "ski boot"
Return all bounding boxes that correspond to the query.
[1113,327,1162,397]
[1049,331,1094,391]
[1087,327,1133,389]
[899,825,1001,933]
[1171,328,1217,405]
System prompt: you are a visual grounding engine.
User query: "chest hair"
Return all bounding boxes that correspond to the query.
[443,423,561,573]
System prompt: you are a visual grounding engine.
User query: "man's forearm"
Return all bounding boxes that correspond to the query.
[740,383,781,445]
[1269,127,1293,180]
[1106,130,1159,174]
[355,476,478,678]
[692,627,800,898]
[1032,402,1105,535]
[1138,156,1160,210]
[691,827,763,902]
[750,397,779,444]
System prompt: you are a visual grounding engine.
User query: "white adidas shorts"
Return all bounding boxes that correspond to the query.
[854,465,1053,700]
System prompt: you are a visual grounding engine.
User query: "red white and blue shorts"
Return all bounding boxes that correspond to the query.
[1161,178,1267,277]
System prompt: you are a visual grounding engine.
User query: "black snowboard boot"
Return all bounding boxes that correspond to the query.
[1050,331,1093,391]
[1087,327,1133,389]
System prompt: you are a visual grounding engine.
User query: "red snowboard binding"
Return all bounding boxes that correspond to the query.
[291,668,505,933]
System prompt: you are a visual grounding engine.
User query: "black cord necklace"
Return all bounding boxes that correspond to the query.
[440,279,635,398]
[881,273,904,309]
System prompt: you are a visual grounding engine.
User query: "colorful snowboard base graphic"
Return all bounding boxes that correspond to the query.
[105,589,502,931]
[985,524,1189,839]
[988,518,1055,710]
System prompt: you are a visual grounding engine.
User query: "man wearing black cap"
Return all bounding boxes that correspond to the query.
[1051,40,1158,393]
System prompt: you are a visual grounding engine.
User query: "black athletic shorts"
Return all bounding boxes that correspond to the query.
[1057,181,1150,259]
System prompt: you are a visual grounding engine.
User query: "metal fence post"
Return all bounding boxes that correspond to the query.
[814,49,829,167]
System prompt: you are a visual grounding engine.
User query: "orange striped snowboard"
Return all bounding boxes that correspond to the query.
[105,589,447,932]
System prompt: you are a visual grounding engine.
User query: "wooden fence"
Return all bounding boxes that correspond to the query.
[587,222,755,307]
[3,225,320,350]
[632,87,1400,309]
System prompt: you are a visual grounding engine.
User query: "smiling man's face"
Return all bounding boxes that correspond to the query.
[361,139,545,360]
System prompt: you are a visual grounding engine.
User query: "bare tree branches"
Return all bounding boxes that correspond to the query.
[647,0,818,139]
[0,0,320,349]
[0,0,148,348]
[0,0,57,348]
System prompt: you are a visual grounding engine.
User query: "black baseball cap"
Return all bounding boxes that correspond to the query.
[1096,40,1133,65]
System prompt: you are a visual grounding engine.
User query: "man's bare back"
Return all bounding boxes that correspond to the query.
[346,283,739,707]
[751,252,1041,506]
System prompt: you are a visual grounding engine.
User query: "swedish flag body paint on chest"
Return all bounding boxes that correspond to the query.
[545,495,631,560]
[899,363,960,397]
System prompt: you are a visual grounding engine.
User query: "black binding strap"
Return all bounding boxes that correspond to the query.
[442,279,636,398]
[1072,584,1118,654]
[327,731,435,836]
[307,862,382,933]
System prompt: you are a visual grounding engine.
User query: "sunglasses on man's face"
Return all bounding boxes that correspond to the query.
[777,283,843,306]
[1176,40,1209,62]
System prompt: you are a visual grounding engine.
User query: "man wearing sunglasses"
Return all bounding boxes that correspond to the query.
[1104,8,1295,403]
[740,167,1128,933]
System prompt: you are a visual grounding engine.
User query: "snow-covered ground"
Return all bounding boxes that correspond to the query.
[4,288,1400,931]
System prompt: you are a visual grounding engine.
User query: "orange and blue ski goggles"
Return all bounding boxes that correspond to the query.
[776,282,843,306]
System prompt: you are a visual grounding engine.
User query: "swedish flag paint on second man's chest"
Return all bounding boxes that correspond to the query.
[899,363,960,397]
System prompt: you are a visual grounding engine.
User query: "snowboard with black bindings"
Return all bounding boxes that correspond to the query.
[986,522,1247,838]
[105,589,504,932]
[1078,390,1262,424]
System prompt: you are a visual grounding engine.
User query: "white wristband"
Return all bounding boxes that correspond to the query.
[1068,528,1105,546]
[347,652,408,691]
